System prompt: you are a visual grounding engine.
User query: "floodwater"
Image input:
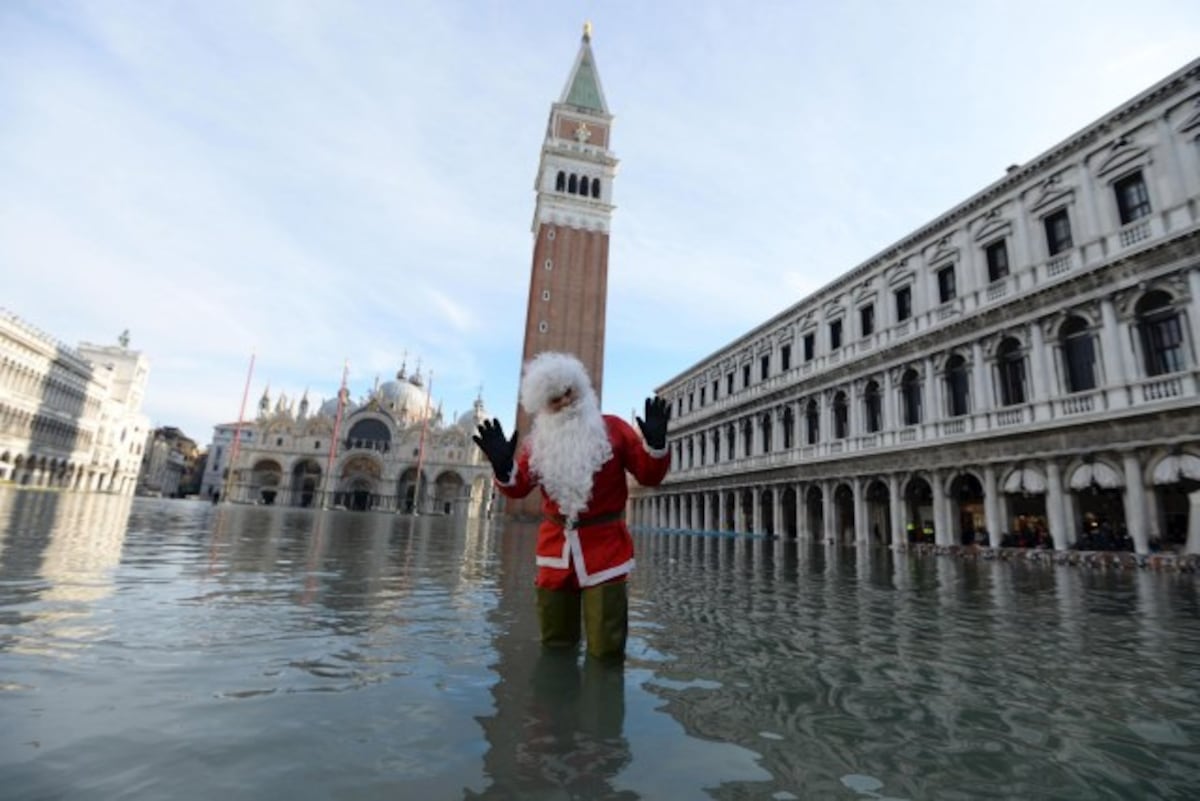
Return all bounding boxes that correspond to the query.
[1,490,1199,800]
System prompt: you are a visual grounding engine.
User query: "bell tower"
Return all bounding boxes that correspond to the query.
[515,22,617,437]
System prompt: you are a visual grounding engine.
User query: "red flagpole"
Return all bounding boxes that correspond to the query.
[412,370,433,515]
[222,352,255,504]
[322,360,350,509]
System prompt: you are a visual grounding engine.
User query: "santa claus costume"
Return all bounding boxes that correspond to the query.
[477,352,670,661]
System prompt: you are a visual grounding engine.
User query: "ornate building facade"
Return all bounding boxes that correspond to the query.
[0,311,149,494]
[631,58,1200,556]
[214,364,494,515]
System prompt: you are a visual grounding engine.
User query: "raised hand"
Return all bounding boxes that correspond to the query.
[473,418,519,482]
[636,396,670,450]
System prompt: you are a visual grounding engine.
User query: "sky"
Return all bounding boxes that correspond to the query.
[3,1,1198,446]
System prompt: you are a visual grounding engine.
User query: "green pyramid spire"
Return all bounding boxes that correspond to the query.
[565,53,604,111]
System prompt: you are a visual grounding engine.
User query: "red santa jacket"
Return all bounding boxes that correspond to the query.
[495,415,670,589]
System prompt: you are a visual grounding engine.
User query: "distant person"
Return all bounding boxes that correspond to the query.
[473,352,671,662]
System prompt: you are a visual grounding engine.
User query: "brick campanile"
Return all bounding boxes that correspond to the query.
[514,23,618,441]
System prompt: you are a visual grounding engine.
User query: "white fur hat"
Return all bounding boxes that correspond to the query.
[519,351,595,415]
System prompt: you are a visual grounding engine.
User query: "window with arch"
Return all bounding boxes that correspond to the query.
[726,423,735,460]
[591,178,600,198]
[555,171,565,192]
[901,369,922,426]
[782,406,795,449]
[864,381,882,433]
[996,338,1026,406]
[698,436,706,466]
[946,355,970,417]
[568,174,578,194]
[761,412,772,453]
[686,438,694,469]
[805,400,820,444]
[741,419,753,457]
[1060,316,1096,392]
[712,428,721,463]
[833,392,849,439]
[1137,290,1186,376]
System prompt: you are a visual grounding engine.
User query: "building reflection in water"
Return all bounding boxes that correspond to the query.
[0,488,132,657]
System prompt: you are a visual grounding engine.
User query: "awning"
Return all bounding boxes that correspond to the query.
[1152,453,1200,485]
[1069,461,1124,490]
[1003,467,1046,494]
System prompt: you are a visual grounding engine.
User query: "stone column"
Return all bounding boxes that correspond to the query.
[772,486,783,537]
[971,341,988,414]
[823,480,837,543]
[1099,297,1129,410]
[983,464,1001,548]
[931,469,951,546]
[1122,452,1150,554]
[853,475,868,543]
[1029,321,1050,419]
[752,486,763,535]
[1185,490,1200,555]
[924,356,941,429]
[1188,269,1200,362]
[1045,459,1068,551]
[797,483,811,541]
[888,473,904,548]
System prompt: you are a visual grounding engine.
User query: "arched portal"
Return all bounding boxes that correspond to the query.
[949,472,985,545]
[780,486,797,538]
[290,459,322,507]
[904,477,934,543]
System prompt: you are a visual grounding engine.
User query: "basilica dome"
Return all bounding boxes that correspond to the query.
[318,394,357,418]
[457,394,490,432]
[377,367,432,423]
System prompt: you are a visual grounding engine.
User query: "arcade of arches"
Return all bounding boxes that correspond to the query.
[628,449,1200,554]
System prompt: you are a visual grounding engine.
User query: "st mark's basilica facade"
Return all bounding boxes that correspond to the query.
[208,365,494,515]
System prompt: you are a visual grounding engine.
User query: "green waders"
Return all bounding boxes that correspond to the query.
[536,582,628,662]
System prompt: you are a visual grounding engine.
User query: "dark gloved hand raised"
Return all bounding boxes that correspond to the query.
[636,396,670,451]
[473,418,519,482]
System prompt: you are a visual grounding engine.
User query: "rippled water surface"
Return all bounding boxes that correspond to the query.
[2,490,1199,800]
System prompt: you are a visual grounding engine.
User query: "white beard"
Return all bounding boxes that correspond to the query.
[528,399,613,522]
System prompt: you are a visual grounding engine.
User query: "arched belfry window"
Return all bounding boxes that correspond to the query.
[568,174,578,194]
[591,178,600,198]
[555,171,565,192]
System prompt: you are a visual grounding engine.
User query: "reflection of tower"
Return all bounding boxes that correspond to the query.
[510,24,618,518]
[515,23,617,434]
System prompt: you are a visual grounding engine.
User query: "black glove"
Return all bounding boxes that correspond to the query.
[636,396,670,450]
[473,418,519,482]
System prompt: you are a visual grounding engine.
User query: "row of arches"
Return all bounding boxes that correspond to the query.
[223,456,487,514]
[0,450,127,493]
[633,452,1200,555]
[554,170,601,198]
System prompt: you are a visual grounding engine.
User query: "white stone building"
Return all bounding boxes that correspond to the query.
[212,365,495,515]
[632,58,1200,555]
[0,312,149,494]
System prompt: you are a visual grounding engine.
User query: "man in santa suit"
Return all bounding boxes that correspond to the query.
[473,351,671,661]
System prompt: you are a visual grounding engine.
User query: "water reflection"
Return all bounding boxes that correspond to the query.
[0,490,131,658]
[1,495,1198,800]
